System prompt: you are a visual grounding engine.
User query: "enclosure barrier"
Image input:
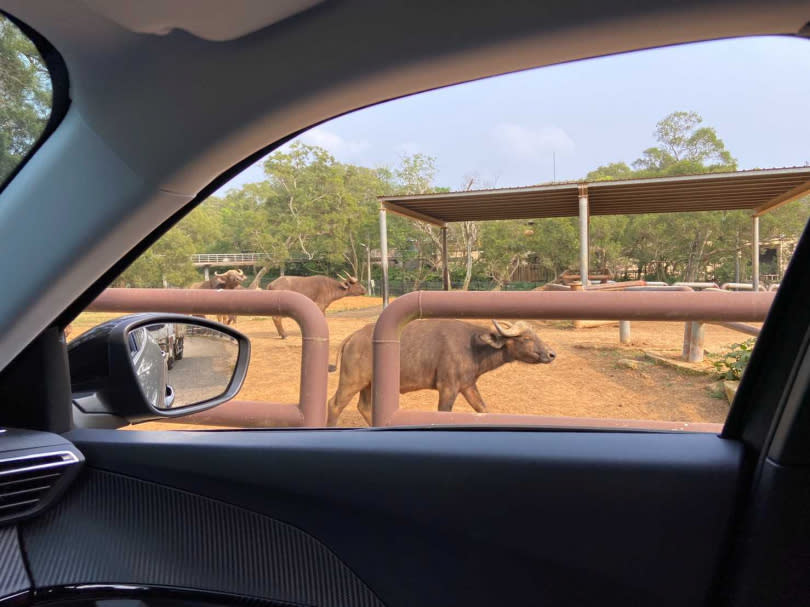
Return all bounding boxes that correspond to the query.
[372,290,775,432]
[673,282,719,290]
[721,282,768,291]
[623,285,761,360]
[87,288,329,427]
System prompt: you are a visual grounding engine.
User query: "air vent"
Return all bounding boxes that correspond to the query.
[0,451,80,523]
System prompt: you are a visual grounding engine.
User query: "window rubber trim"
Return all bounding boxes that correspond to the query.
[0,10,71,196]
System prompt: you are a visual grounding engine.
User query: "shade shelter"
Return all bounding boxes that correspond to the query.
[377,167,810,305]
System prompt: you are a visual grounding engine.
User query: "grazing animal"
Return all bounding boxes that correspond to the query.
[216,267,269,325]
[191,269,246,320]
[216,284,262,325]
[266,272,366,338]
[327,319,556,426]
[191,269,246,290]
[216,284,244,325]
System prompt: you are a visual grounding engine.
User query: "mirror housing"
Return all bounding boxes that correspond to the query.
[68,314,250,428]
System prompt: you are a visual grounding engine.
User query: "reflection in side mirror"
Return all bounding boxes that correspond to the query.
[69,313,250,429]
[135,323,239,410]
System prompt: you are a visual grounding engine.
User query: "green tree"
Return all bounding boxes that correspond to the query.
[479,220,531,288]
[0,16,52,181]
[586,162,634,182]
[115,229,198,287]
[632,110,737,176]
[385,154,446,288]
[261,143,393,277]
[584,111,747,281]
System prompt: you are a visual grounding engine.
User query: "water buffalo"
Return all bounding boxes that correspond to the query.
[216,284,264,325]
[191,269,246,290]
[267,272,366,338]
[216,268,268,325]
[327,319,556,426]
[191,269,245,320]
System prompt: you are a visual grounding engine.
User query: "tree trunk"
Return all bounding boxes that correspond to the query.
[345,232,360,278]
[461,221,478,290]
[249,265,270,289]
[684,229,711,282]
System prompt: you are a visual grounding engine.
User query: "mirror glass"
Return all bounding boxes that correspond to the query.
[129,322,239,410]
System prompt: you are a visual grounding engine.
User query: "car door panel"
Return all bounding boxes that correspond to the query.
[16,429,746,607]
[23,468,383,607]
[0,526,30,601]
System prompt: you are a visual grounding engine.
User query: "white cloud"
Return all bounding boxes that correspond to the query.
[491,123,575,161]
[298,127,370,157]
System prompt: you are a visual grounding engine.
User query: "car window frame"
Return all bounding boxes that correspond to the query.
[50,31,810,446]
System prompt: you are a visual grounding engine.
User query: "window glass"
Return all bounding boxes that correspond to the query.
[0,14,52,184]
[72,36,810,431]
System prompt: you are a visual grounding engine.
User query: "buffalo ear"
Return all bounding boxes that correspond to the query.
[478,332,505,349]
[339,281,350,290]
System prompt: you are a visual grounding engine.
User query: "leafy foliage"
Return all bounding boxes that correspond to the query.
[114,110,809,290]
[709,339,756,381]
[633,111,736,176]
[0,16,52,182]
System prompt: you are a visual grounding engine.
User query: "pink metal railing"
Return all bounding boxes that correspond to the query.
[86,287,774,432]
[371,290,775,432]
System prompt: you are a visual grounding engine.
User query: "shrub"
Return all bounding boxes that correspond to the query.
[709,339,756,381]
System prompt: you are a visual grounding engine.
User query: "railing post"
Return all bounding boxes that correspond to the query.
[619,320,631,344]
[687,321,705,363]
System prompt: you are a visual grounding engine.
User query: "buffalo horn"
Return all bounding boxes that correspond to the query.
[492,320,529,337]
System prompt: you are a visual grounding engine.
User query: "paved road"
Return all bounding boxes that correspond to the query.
[168,334,238,407]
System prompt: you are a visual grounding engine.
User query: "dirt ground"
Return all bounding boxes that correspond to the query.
[168,334,239,407]
[71,296,750,430]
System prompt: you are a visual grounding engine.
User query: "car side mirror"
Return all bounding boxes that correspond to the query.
[68,314,250,428]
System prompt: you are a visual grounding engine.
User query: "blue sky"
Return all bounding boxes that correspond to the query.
[218,36,810,194]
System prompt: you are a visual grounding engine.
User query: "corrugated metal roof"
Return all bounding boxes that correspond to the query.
[380,167,810,226]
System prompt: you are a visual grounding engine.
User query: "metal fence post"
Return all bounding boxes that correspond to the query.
[682,322,692,360]
[619,321,631,344]
[687,321,705,363]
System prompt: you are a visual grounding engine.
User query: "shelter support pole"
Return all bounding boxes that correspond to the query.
[441,226,450,290]
[778,237,783,281]
[204,266,210,281]
[367,243,373,296]
[752,216,760,292]
[578,185,589,288]
[379,206,390,307]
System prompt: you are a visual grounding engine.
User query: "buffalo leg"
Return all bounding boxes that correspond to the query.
[437,384,459,412]
[357,386,373,426]
[461,385,488,413]
[327,383,363,426]
[271,316,287,339]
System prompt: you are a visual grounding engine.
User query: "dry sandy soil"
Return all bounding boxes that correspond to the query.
[71,295,751,431]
